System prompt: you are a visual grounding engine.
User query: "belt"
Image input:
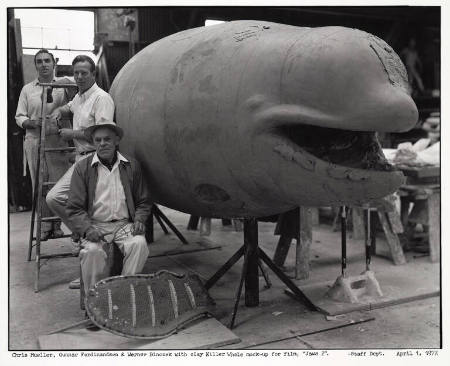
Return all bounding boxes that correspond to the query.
[79,150,96,156]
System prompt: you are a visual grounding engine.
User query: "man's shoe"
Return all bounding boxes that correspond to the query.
[41,230,52,241]
[52,228,65,238]
[71,239,82,256]
[69,278,81,289]
[84,312,100,331]
[86,322,100,331]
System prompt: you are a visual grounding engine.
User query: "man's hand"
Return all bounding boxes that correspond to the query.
[132,221,146,236]
[85,226,103,242]
[48,109,62,122]
[47,113,61,128]
[59,128,74,141]
[22,119,42,129]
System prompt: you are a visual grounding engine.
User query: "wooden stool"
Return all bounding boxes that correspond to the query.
[398,184,440,262]
[351,206,406,265]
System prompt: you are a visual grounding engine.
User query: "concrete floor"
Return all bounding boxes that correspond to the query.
[9,208,440,350]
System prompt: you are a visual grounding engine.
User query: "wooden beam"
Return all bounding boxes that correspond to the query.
[295,207,312,280]
[377,211,407,265]
[428,192,440,262]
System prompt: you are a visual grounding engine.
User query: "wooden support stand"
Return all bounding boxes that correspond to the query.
[205,218,316,328]
[273,236,292,268]
[272,207,312,279]
[244,220,259,306]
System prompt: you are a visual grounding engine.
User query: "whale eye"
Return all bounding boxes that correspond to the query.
[195,184,230,203]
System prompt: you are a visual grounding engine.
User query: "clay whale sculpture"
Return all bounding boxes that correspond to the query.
[110,20,418,218]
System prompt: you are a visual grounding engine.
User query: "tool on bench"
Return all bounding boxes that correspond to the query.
[326,206,383,303]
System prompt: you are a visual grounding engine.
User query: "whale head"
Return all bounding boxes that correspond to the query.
[226,26,418,214]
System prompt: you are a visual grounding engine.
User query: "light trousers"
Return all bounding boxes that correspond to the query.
[25,134,70,232]
[46,153,90,233]
[80,221,149,296]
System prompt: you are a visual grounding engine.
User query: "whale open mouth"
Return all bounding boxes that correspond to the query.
[274,124,395,171]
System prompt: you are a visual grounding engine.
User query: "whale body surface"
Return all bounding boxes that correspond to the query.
[110,20,418,218]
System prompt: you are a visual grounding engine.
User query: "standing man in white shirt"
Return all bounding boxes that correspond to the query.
[46,55,115,252]
[15,49,72,240]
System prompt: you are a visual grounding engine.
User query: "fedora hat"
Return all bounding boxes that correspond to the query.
[85,121,124,140]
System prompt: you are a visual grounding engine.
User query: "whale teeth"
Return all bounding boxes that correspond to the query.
[273,144,294,159]
[327,166,370,181]
[292,150,315,171]
[274,144,315,171]
[327,165,350,179]
[347,170,370,181]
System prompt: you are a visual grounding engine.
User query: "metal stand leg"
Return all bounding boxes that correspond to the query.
[258,259,272,289]
[341,206,347,278]
[205,246,245,289]
[229,253,248,329]
[244,219,259,307]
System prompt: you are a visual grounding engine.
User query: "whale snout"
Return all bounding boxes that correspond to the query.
[375,90,419,132]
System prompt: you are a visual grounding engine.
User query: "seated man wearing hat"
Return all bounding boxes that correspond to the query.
[66,121,150,296]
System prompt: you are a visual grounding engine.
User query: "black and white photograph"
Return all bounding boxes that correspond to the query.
[2,1,446,363]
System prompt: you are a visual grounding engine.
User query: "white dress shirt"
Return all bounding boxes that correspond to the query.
[91,152,130,223]
[68,83,115,154]
[15,78,68,137]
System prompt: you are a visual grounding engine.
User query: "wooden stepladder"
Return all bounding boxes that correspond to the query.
[27,82,78,292]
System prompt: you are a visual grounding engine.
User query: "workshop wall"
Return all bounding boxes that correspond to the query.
[96,8,139,42]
